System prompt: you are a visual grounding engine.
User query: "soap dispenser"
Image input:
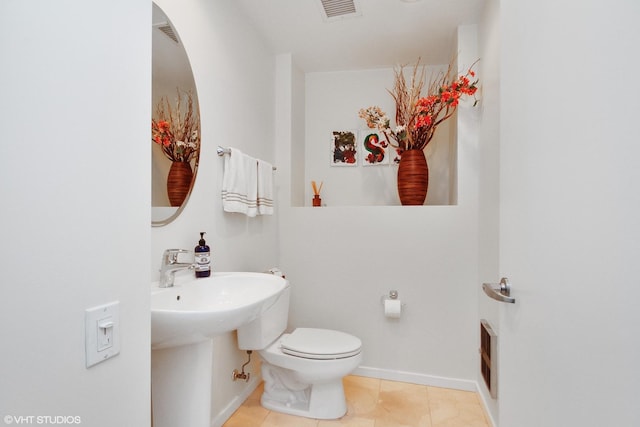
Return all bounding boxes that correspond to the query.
[195,232,211,278]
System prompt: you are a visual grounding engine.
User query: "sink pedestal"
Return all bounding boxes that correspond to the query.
[149,272,289,426]
[151,341,213,427]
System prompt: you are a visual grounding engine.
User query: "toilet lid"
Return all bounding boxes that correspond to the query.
[280,328,362,360]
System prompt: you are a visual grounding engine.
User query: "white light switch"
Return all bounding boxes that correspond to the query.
[85,301,120,368]
[97,317,114,351]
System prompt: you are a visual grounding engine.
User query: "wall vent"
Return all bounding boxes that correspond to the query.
[154,22,179,44]
[318,0,362,21]
[480,319,498,398]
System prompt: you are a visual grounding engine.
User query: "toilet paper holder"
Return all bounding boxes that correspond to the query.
[380,290,406,307]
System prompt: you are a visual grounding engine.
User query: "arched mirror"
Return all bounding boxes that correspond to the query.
[151,3,200,226]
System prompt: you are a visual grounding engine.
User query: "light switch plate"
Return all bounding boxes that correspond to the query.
[85,301,120,368]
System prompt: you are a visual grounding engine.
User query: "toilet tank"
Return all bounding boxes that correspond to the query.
[237,283,290,350]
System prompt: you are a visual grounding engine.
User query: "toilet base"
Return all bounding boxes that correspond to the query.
[261,379,347,420]
[255,330,362,420]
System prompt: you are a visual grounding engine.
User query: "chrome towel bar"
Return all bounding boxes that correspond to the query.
[217,146,277,170]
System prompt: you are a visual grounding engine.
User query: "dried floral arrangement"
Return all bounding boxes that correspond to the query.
[151,89,200,162]
[359,58,478,152]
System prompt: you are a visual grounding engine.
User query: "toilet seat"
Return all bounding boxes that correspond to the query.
[280,328,362,360]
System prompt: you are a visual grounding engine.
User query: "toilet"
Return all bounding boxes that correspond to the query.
[237,281,362,419]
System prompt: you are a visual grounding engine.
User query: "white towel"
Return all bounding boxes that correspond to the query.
[257,159,274,215]
[222,148,258,217]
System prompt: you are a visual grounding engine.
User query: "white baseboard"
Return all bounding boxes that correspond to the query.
[211,376,261,427]
[353,365,478,391]
[476,384,498,427]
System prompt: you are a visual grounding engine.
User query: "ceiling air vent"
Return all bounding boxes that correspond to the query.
[318,0,361,21]
[154,22,179,44]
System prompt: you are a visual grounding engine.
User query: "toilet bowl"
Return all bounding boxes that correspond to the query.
[259,328,362,419]
[237,282,362,419]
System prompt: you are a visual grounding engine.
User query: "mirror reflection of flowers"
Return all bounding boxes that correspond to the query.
[359,58,478,152]
[152,89,200,162]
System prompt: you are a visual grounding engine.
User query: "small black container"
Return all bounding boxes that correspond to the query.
[194,232,211,278]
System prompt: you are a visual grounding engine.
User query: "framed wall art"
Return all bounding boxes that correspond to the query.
[330,130,358,166]
[359,130,389,166]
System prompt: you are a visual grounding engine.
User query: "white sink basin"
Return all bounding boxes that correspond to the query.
[151,272,289,349]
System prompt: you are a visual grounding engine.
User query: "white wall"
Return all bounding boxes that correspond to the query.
[150,0,278,424]
[0,1,151,426]
[276,31,481,388]
[275,54,307,208]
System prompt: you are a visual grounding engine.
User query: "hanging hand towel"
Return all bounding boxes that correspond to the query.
[222,148,258,217]
[257,159,274,215]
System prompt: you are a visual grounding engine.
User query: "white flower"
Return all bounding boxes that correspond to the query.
[189,130,199,142]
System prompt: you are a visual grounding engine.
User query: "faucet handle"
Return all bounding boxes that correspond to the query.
[162,248,190,264]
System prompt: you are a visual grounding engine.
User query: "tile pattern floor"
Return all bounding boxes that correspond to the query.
[223,375,490,427]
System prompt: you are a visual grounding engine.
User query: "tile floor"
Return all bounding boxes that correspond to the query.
[223,375,490,427]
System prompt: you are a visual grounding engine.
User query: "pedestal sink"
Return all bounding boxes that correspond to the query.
[151,271,289,349]
[150,272,289,427]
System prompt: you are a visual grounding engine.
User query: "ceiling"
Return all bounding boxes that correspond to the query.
[235,0,486,72]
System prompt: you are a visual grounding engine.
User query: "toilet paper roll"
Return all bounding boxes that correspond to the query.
[384,299,402,318]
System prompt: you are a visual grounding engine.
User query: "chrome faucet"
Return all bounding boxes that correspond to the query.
[159,249,196,288]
